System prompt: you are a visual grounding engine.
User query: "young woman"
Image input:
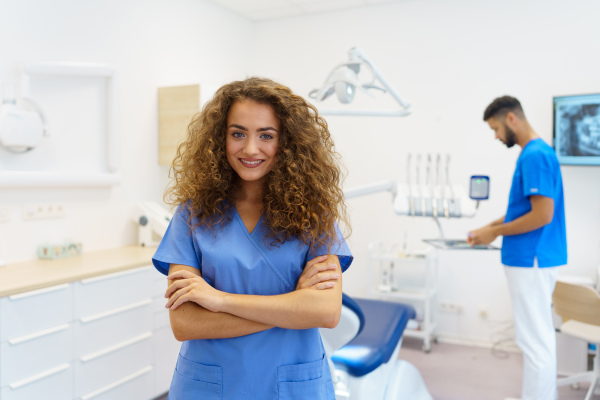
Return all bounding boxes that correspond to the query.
[152,77,352,399]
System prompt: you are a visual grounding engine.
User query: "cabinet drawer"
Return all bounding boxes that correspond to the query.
[1,323,73,387]
[153,307,171,330]
[81,365,154,400]
[154,274,168,297]
[75,331,153,397]
[0,283,72,342]
[154,293,167,314]
[74,266,153,318]
[75,299,153,356]
[1,363,73,400]
[153,326,180,396]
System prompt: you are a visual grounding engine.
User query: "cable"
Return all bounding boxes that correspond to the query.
[489,320,516,359]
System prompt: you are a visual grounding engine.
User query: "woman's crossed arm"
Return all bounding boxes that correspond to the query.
[167,255,342,341]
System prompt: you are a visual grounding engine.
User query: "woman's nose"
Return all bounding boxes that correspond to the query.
[243,138,259,155]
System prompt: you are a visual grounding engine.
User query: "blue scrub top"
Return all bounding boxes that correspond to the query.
[502,138,567,267]
[153,204,353,400]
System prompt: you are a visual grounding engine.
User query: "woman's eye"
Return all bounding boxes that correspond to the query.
[232,132,244,138]
[260,133,273,140]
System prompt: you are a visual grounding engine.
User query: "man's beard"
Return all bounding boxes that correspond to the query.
[503,123,517,148]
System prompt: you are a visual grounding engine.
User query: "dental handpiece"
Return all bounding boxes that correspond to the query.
[407,153,415,216]
[439,154,449,218]
[428,154,437,218]
[416,154,425,216]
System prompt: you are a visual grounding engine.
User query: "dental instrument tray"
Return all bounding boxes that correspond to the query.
[423,239,499,250]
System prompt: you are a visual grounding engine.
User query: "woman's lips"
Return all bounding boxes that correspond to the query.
[239,158,265,168]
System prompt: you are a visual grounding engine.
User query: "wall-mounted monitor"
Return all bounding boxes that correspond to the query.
[553,93,600,166]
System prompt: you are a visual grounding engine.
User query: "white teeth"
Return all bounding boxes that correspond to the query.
[240,159,263,165]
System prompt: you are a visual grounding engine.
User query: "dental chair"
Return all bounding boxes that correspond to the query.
[320,294,433,400]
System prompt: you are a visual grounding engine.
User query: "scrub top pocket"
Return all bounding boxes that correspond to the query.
[168,354,222,400]
[277,355,329,400]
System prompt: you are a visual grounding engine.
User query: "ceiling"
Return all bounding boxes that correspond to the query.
[207,0,406,21]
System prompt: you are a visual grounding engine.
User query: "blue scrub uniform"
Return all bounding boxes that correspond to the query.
[502,138,567,267]
[153,204,353,400]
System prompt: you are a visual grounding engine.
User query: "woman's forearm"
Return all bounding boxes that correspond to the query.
[169,302,272,341]
[219,284,342,330]
[166,255,342,338]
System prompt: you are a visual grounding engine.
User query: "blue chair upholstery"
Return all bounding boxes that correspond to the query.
[331,298,416,377]
[342,293,365,337]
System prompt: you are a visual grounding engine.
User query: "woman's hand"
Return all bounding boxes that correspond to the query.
[165,269,225,312]
[296,255,340,290]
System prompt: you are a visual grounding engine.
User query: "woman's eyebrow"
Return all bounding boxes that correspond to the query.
[228,124,247,131]
[228,124,279,133]
[258,126,279,133]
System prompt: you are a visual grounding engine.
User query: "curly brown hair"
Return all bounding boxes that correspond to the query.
[164,77,350,250]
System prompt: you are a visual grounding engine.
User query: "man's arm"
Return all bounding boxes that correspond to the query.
[467,196,553,245]
[166,254,343,332]
[487,215,506,227]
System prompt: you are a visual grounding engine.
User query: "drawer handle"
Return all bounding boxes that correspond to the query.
[80,266,151,284]
[9,363,70,390]
[80,365,153,400]
[80,332,152,363]
[9,283,70,300]
[80,298,152,323]
[9,323,70,345]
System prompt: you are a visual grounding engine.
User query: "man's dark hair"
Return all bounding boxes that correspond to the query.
[483,96,525,121]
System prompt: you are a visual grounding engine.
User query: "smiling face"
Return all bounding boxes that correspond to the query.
[226,99,280,187]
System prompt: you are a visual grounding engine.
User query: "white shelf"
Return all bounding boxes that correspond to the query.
[368,243,439,352]
[374,286,438,301]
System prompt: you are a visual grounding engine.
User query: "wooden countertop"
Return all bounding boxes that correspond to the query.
[0,245,158,297]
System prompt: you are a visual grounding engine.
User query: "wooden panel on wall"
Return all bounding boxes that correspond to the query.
[157,84,200,166]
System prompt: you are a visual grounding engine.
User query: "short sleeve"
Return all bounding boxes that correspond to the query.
[520,153,555,199]
[152,204,201,276]
[307,224,353,273]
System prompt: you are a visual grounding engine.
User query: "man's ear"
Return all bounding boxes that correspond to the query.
[505,111,518,127]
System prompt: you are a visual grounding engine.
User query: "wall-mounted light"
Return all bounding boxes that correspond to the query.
[309,47,411,117]
[0,84,48,153]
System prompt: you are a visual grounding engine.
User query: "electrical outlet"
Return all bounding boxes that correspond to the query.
[439,301,464,314]
[0,206,10,222]
[22,203,66,220]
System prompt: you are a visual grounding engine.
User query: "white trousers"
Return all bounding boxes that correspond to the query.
[504,262,559,400]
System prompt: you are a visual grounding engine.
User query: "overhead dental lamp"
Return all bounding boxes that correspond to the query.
[309,47,411,117]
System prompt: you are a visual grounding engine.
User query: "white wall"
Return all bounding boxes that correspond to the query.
[250,0,600,343]
[2,0,599,345]
[0,0,253,263]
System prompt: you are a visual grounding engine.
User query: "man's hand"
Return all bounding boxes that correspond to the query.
[467,225,499,246]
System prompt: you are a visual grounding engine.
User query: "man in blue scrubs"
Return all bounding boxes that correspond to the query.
[468,96,567,400]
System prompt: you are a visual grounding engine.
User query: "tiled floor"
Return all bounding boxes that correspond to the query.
[399,336,599,400]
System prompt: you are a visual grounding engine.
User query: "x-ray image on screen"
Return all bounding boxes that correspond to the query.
[553,94,600,166]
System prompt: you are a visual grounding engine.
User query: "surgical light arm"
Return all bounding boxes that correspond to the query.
[309,47,411,117]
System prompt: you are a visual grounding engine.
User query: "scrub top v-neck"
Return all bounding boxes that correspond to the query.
[153,204,353,400]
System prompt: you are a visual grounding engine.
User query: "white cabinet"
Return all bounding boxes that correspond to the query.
[75,266,155,400]
[368,243,439,352]
[1,363,74,400]
[0,283,72,342]
[0,283,74,398]
[152,273,181,396]
[0,264,181,400]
